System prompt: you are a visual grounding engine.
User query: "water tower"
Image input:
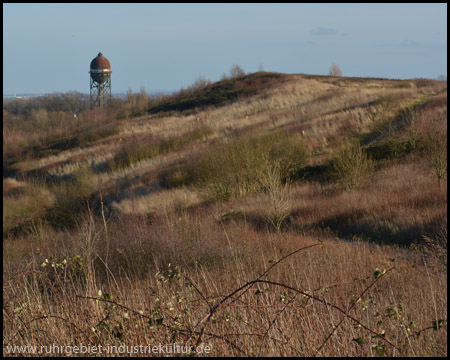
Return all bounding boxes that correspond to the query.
[89,52,111,108]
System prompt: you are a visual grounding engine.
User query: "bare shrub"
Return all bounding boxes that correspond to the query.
[188,76,211,91]
[422,217,447,269]
[230,64,246,78]
[330,142,374,190]
[125,87,148,116]
[258,160,292,232]
[194,132,308,201]
[415,107,448,187]
[46,166,98,229]
[425,130,447,187]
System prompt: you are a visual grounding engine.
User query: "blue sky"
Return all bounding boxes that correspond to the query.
[3,3,447,95]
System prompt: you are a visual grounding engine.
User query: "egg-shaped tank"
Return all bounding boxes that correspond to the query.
[90,52,111,84]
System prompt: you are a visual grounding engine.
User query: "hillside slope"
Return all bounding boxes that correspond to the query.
[3,73,447,356]
[4,73,447,246]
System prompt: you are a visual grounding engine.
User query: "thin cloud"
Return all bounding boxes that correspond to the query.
[310,27,338,36]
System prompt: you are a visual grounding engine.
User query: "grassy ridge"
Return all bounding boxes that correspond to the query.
[149,72,285,113]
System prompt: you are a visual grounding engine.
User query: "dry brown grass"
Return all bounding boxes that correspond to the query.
[286,160,446,245]
[3,73,447,356]
[3,210,447,356]
[111,187,202,216]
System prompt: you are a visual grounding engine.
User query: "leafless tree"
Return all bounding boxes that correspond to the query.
[230,64,246,78]
[328,63,343,77]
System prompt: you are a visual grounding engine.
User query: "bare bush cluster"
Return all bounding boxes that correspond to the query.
[329,142,374,190]
[193,132,308,201]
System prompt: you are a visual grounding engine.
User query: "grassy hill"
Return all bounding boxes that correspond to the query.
[3,72,447,356]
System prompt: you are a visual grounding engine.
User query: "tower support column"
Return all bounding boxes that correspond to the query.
[90,76,111,109]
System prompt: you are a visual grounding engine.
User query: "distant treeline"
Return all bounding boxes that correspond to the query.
[3,91,91,116]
